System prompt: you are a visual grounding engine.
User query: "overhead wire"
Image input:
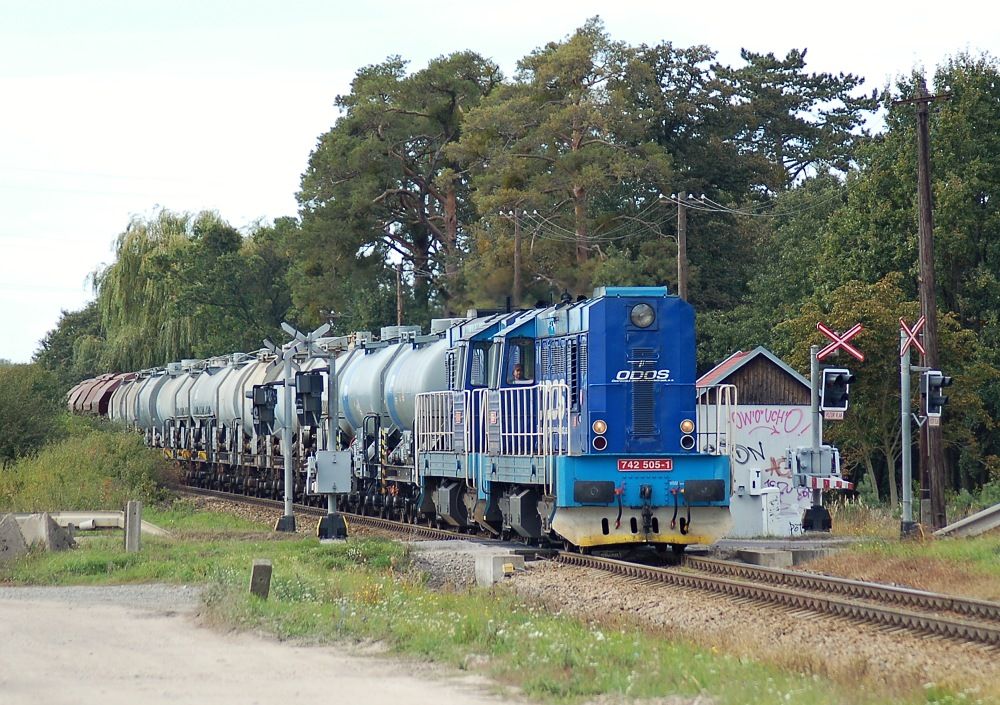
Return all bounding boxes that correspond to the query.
[513,199,679,245]
[660,187,845,218]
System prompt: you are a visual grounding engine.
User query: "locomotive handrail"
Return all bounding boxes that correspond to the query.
[471,387,489,489]
[538,381,571,496]
[695,383,738,457]
[488,381,571,498]
[415,391,455,486]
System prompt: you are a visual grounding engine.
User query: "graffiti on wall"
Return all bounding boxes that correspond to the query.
[729,405,813,536]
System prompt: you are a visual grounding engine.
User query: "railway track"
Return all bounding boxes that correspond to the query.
[174,485,464,541]
[556,552,1000,648]
[174,484,1000,648]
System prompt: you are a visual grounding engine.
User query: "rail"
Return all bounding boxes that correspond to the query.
[556,552,1000,647]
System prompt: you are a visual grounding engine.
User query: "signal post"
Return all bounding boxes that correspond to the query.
[801,322,862,532]
[899,316,952,537]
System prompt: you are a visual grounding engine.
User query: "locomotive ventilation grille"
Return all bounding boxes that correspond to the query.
[630,347,656,436]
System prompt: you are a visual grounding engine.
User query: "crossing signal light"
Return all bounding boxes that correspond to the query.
[295,371,324,427]
[820,368,854,412]
[924,370,953,417]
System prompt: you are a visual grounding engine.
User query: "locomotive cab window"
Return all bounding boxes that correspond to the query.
[506,338,535,384]
[467,341,490,388]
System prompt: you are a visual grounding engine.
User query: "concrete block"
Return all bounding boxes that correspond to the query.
[791,548,839,565]
[124,500,142,553]
[249,559,273,599]
[0,514,28,563]
[736,548,793,569]
[14,513,75,551]
[475,553,525,587]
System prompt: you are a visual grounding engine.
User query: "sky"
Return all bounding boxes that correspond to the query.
[0,1,994,363]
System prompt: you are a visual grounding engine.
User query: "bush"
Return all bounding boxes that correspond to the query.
[0,364,65,465]
[948,479,1000,519]
[0,420,171,512]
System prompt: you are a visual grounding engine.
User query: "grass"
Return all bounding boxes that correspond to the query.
[828,497,899,538]
[0,502,980,705]
[0,416,172,513]
[0,418,993,704]
[144,498,271,534]
[812,496,1000,601]
[807,531,1000,601]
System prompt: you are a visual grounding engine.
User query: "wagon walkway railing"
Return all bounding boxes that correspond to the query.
[415,382,572,495]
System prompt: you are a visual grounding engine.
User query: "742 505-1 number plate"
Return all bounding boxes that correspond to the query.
[617,458,673,471]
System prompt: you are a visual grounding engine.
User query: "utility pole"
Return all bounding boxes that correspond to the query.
[396,263,404,326]
[894,83,951,529]
[676,191,689,301]
[513,209,523,307]
[900,329,916,536]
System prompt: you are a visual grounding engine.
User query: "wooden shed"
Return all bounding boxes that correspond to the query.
[698,346,809,406]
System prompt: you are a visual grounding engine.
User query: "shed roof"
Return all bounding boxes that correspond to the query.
[698,346,809,389]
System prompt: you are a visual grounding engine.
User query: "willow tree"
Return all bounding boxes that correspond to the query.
[94,210,291,369]
[94,210,197,369]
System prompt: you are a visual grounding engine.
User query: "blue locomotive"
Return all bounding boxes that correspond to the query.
[414,286,733,550]
[82,286,734,550]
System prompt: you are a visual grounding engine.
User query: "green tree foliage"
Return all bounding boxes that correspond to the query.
[94,210,290,369]
[296,51,502,326]
[716,49,878,188]
[707,55,1000,498]
[0,417,168,511]
[775,274,997,503]
[454,19,672,298]
[0,364,64,466]
[33,301,106,390]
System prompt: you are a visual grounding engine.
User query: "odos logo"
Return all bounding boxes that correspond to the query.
[613,369,671,382]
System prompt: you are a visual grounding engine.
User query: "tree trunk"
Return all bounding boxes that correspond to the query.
[443,184,458,292]
[411,231,431,318]
[573,184,588,264]
[571,119,588,266]
[885,446,899,510]
[864,456,880,503]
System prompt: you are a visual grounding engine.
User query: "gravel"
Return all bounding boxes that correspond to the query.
[408,539,519,588]
[511,561,999,701]
[0,584,202,613]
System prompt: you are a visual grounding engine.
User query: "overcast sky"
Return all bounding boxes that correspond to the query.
[0,1,994,363]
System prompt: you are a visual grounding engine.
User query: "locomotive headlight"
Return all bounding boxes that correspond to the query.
[629,303,655,328]
[679,419,695,434]
[592,419,608,435]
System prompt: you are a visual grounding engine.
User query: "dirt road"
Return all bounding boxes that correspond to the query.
[0,585,515,705]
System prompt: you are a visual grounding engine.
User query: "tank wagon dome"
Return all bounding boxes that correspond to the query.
[135,369,169,429]
[172,361,203,420]
[108,378,130,423]
[112,371,147,426]
[155,363,191,425]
